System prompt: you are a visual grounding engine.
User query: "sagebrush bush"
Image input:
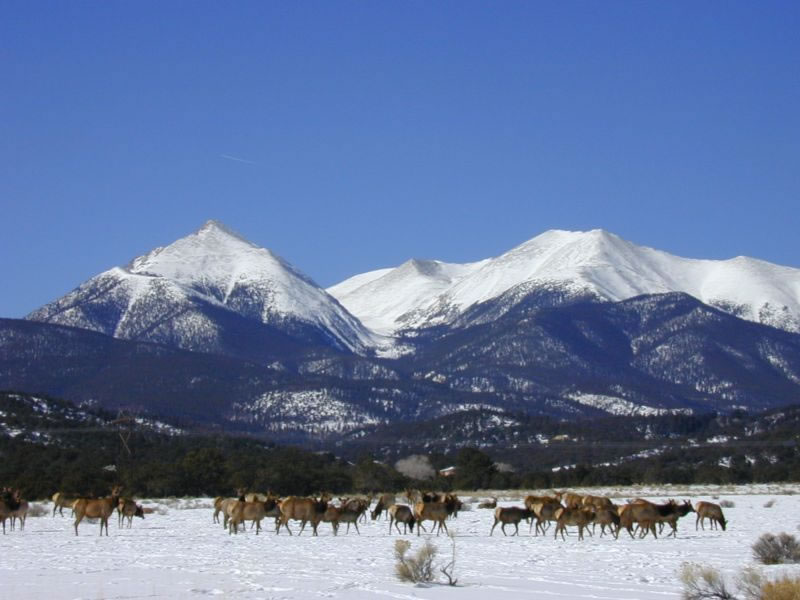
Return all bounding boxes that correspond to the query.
[680,563,736,600]
[752,533,800,565]
[394,539,437,583]
[719,500,735,508]
[26,503,48,518]
[763,499,776,508]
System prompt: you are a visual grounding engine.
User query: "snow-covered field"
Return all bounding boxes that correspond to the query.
[3,485,800,600]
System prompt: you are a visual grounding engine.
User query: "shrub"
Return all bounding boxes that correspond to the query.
[680,563,736,600]
[719,500,735,508]
[394,539,437,584]
[752,533,800,565]
[763,499,776,508]
[25,503,48,518]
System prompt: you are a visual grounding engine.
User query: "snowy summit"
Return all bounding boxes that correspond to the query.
[328,229,800,335]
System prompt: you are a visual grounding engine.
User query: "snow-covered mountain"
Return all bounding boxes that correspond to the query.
[28,220,378,354]
[328,229,800,335]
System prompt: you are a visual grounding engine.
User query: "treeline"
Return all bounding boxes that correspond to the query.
[2,391,800,499]
[3,428,800,500]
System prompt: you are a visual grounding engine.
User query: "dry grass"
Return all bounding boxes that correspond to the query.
[761,576,800,600]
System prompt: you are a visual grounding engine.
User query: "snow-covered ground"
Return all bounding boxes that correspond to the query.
[3,485,800,600]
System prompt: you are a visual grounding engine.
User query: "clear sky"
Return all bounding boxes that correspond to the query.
[2,1,799,318]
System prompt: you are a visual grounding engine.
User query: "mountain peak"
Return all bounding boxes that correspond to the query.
[194,219,257,247]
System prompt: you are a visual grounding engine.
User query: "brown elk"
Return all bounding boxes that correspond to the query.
[554,506,594,541]
[277,495,329,536]
[117,498,144,528]
[477,497,497,509]
[8,491,28,531]
[388,504,416,534]
[525,496,562,535]
[490,506,534,536]
[52,492,76,517]
[73,485,123,536]
[591,507,620,538]
[322,503,364,535]
[228,496,279,535]
[0,488,18,534]
[555,490,584,509]
[695,501,727,531]
[370,493,396,521]
[582,494,614,509]
[619,499,680,539]
[414,501,449,536]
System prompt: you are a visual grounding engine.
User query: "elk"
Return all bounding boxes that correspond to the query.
[582,494,614,509]
[414,501,449,536]
[525,496,562,535]
[0,488,18,534]
[619,499,679,539]
[8,491,28,531]
[591,507,620,538]
[322,503,363,535]
[52,492,76,517]
[117,498,144,528]
[370,493,396,521]
[276,496,329,536]
[555,490,584,509]
[478,497,497,509]
[228,496,278,535]
[490,506,534,536]
[388,504,416,534]
[695,501,727,531]
[554,506,594,541]
[73,485,123,536]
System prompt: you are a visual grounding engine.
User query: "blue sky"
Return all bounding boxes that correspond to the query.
[2,1,798,318]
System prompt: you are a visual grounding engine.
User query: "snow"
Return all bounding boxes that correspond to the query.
[4,486,800,599]
[568,393,694,417]
[328,228,800,335]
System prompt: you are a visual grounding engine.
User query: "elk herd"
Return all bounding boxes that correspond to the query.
[2,485,730,541]
[488,490,727,540]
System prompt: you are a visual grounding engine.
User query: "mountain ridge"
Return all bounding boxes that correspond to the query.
[328,228,800,335]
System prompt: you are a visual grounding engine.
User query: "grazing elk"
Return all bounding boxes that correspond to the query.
[276,495,329,536]
[478,497,497,509]
[117,498,144,528]
[370,493,396,521]
[490,506,534,536]
[695,501,727,531]
[52,492,76,517]
[554,506,595,541]
[388,504,416,534]
[73,485,123,536]
[413,501,449,536]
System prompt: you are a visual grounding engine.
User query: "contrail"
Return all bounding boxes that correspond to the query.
[220,153,256,165]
